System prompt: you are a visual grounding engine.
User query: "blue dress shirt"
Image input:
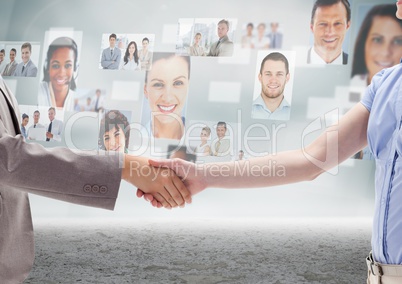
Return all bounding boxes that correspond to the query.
[251,95,291,120]
[361,60,402,264]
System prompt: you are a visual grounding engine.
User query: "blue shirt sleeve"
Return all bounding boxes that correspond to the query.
[360,70,385,112]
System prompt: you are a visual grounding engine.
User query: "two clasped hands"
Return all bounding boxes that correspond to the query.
[122,155,203,209]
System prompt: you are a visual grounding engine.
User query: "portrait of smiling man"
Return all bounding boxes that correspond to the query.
[208,19,234,57]
[13,42,38,77]
[252,52,291,121]
[308,0,351,65]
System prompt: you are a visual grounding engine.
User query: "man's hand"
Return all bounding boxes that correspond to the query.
[122,155,192,209]
[137,158,208,207]
[46,132,53,139]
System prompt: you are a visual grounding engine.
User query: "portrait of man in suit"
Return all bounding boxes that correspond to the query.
[307,0,351,65]
[0,49,6,74]
[13,42,38,77]
[27,110,45,140]
[208,19,234,57]
[92,89,105,112]
[100,33,122,70]
[2,48,17,76]
[210,121,231,156]
[267,22,283,49]
[45,107,63,142]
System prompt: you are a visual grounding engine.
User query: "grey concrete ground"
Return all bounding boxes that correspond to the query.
[24,218,371,284]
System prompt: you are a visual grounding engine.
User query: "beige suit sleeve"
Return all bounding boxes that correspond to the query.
[0,130,123,210]
[0,131,123,210]
[0,77,122,210]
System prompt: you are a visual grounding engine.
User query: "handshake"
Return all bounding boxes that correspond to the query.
[122,155,205,209]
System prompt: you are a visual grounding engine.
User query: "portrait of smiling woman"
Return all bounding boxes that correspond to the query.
[351,4,402,160]
[98,110,130,154]
[121,41,140,70]
[38,36,79,111]
[142,52,191,140]
[351,4,402,86]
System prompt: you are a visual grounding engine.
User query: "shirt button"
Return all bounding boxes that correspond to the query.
[83,184,91,193]
[100,186,108,194]
[92,185,100,193]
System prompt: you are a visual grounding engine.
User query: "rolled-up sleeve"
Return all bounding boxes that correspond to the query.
[360,70,385,112]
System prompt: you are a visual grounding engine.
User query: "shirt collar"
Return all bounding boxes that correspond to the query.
[311,46,343,64]
[253,95,290,112]
[253,94,265,106]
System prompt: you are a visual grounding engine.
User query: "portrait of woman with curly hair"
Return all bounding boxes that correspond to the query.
[98,110,130,153]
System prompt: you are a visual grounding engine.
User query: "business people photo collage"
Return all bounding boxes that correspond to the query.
[1,2,401,162]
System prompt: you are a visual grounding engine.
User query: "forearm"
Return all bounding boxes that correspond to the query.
[101,52,113,68]
[115,55,121,68]
[112,61,119,69]
[201,103,369,190]
[101,60,113,68]
[202,149,317,189]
